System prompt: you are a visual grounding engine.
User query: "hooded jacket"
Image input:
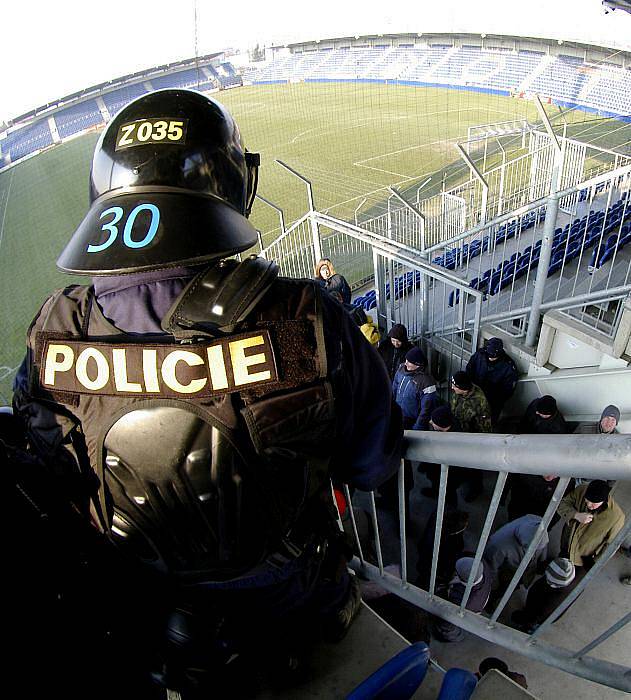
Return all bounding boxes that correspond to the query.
[378,325,412,379]
[431,558,492,642]
[466,348,518,417]
[520,398,567,434]
[558,485,625,566]
[484,514,549,582]
[392,364,438,430]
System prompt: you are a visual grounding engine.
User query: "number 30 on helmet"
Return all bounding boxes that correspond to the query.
[57,89,260,275]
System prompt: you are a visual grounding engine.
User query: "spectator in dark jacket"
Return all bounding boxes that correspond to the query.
[520,395,567,434]
[512,558,579,632]
[378,324,412,379]
[314,258,351,303]
[419,406,467,504]
[380,348,439,517]
[431,557,492,642]
[392,347,438,430]
[506,473,565,527]
[466,337,518,424]
[484,514,548,590]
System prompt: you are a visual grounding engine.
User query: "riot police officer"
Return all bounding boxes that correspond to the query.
[13,89,402,695]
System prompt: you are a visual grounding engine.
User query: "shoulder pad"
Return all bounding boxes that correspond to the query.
[163,256,279,337]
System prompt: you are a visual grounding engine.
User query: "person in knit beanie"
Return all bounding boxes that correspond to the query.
[574,405,621,488]
[512,558,580,632]
[558,480,625,568]
[377,323,412,379]
[430,556,492,642]
[520,394,567,434]
[575,404,621,436]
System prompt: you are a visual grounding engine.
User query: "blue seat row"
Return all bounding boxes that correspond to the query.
[432,207,546,271]
[455,197,630,302]
[589,221,631,271]
[352,271,423,310]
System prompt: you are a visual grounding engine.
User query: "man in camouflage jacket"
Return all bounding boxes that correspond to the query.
[450,371,492,434]
[449,371,492,501]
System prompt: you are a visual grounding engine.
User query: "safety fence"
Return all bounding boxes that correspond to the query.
[343,431,631,693]
[358,129,631,253]
[315,212,482,375]
[425,164,631,344]
[258,157,631,362]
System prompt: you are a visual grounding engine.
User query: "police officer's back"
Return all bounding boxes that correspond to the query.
[13,90,402,694]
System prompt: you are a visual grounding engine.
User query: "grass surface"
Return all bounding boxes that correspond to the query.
[0,82,628,401]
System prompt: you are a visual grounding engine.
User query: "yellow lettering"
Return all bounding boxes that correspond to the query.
[142,349,160,392]
[117,123,135,148]
[161,350,207,394]
[112,348,142,392]
[229,335,270,386]
[76,347,109,391]
[44,344,74,386]
[206,345,229,390]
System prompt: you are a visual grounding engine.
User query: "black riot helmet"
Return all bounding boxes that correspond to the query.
[57,89,260,275]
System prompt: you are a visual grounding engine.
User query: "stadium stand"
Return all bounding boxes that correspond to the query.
[149,67,215,92]
[101,83,149,118]
[348,194,630,310]
[253,45,631,115]
[54,99,104,139]
[1,119,53,163]
[216,63,242,87]
[3,44,630,167]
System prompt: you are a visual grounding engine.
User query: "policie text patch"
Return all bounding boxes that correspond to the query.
[38,331,278,399]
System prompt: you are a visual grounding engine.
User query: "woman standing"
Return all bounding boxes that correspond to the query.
[315,258,351,304]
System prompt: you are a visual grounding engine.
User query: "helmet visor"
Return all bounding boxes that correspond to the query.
[57,188,259,275]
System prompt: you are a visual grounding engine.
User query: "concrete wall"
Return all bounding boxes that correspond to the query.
[478,314,631,430]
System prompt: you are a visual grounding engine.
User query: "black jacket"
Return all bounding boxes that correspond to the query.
[378,338,412,379]
[466,349,518,417]
[520,399,567,434]
[507,474,563,522]
[14,263,403,583]
[322,273,351,304]
[512,575,580,630]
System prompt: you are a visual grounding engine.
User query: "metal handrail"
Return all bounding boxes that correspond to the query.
[348,431,631,692]
[259,212,311,257]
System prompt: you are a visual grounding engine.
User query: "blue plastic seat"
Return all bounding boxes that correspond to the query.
[346,642,430,700]
[436,668,478,700]
[514,263,529,280]
[448,290,461,307]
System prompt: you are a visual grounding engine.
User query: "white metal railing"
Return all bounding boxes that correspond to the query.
[345,431,631,693]
[425,163,631,346]
[259,213,316,279]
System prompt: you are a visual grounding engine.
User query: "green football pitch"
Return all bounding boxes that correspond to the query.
[0,82,628,402]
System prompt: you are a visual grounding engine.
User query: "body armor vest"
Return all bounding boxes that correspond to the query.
[28,258,336,584]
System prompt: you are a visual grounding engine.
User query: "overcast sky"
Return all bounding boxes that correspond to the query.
[2,0,630,124]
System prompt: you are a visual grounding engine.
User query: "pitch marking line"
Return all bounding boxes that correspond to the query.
[0,364,20,381]
[0,167,15,251]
